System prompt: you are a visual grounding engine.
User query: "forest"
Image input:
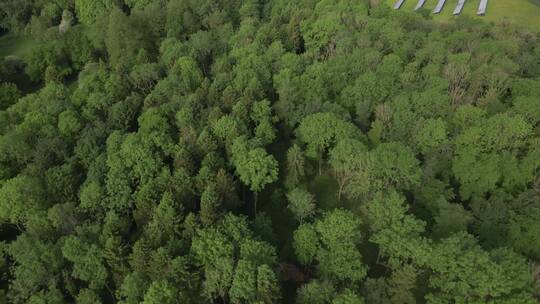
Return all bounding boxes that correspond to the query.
[1,0,540,303]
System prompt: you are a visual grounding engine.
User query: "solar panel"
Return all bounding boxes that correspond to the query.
[433,0,446,14]
[394,0,406,9]
[453,0,466,15]
[477,0,488,15]
[415,0,427,10]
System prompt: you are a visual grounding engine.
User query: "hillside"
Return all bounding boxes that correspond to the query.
[386,0,540,30]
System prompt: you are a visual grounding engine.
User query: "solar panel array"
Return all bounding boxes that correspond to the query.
[393,0,488,16]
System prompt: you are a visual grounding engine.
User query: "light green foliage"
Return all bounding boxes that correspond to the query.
[120,133,162,184]
[233,144,278,193]
[229,260,257,303]
[287,187,316,223]
[8,235,65,302]
[118,272,147,303]
[452,105,487,132]
[285,144,306,188]
[255,264,281,304]
[0,83,20,110]
[192,214,280,302]
[300,0,367,58]
[229,260,280,304]
[24,38,72,82]
[76,289,102,304]
[296,280,336,304]
[137,108,175,153]
[386,265,418,304]
[296,112,361,175]
[61,236,108,290]
[414,119,448,154]
[142,280,179,304]
[124,0,155,10]
[367,191,429,267]
[200,184,221,227]
[293,209,367,284]
[2,1,540,303]
[58,110,82,137]
[293,224,319,265]
[332,289,364,304]
[27,288,64,304]
[426,233,536,303]
[453,113,534,199]
[0,175,45,225]
[212,115,240,144]
[329,138,369,201]
[171,56,204,94]
[75,0,117,25]
[297,112,359,160]
[512,96,540,127]
[79,180,105,212]
[145,192,182,246]
[372,142,421,192]
[301,11,344,58]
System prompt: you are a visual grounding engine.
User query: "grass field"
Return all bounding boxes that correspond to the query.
[0,34,35,59]
[386,0,540,31]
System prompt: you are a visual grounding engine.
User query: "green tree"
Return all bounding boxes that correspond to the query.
[366,191,429,268]
[287,187,316,223]
[61,235,109,290]
[329,138,369,201]
[0,83,20,110]
[296,280,336,304]
[232,138,278,214]
[58,110,83,138]
[372,143,421,192]
[200,184,221,227]
[229,260,261,303]
[142,280,180,304]
[414,118,448,154]
[296,112,360,174]
[426,232,536,303]
[333,289,364,304]
[75,0,117,25]
[8,234,65,302]
[293,223,319,266]
[0,175,45,226]
[452,113,533,199]
[192,214,279,302]
[285,144,306,188]
[293,209,367,285]
[76,289,102,304]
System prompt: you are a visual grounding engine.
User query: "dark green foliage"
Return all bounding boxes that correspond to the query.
[75,0,117,25]
[1,1,540,303]
[0,83,20,110]
[293,209,367,287]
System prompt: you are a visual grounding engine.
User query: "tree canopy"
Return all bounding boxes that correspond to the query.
[1,0,540,303]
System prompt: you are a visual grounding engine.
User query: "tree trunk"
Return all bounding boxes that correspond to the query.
[254,192,258,216]
[105,284,116,304]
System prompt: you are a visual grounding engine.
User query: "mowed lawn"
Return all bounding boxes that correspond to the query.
[386,0,540,31]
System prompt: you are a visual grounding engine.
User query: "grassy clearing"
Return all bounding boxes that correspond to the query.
[0,34,35,59]
[386,0,540,31]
